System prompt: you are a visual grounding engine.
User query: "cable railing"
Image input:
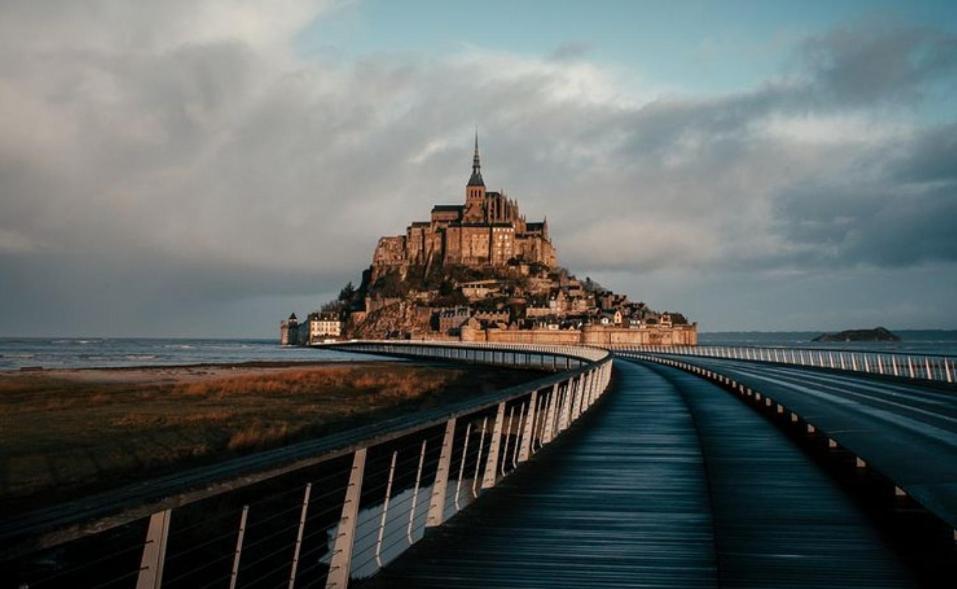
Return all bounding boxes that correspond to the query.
[3,341,612,589]
[613,344,955,384]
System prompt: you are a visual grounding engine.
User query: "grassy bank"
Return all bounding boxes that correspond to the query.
[0,361,539,511]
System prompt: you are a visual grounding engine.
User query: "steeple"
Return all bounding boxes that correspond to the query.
[467,129,485,187]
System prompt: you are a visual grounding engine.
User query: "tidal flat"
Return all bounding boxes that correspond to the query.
[0,361,540,511]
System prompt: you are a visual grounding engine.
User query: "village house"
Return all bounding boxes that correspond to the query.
[310,312,344,341]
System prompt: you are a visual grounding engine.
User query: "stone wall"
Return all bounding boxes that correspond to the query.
[581,325,697,346]
[461,324,698,346]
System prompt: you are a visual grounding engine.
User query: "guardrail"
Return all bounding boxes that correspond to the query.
[614,345,955,384]
[3,341,612,589]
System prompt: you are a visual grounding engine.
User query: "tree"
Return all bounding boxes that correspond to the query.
[321,300,345,314]
[338,281,356,302]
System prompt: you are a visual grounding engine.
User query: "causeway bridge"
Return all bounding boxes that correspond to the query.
[2,342,955,588]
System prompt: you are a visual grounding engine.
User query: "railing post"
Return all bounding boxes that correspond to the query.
[571,374,585,421]
[408,440,427,542]
[326,448,368,589]
[453,423,471,511]
[426,418,457,527]
[472,418,488,497]
[511,402,527,469]
[582,371,595,409]
[136,509,172,589]
[288,484,312,589]
[500,406,516,476]
[556,380,572,432]
[482,403,507,489]
[518,391,538,463]
[542,383,559,443]
[228,505,249,589]
[374,452,398,567]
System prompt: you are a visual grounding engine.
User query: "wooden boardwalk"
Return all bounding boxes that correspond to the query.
[365,360,919,588]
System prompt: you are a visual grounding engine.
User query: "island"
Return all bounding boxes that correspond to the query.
[812,327,901,342]
[281,135,697,347]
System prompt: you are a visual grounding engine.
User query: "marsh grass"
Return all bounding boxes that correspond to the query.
[0,362,539,510]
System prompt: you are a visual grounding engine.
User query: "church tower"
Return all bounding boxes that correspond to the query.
[464,131,486,222]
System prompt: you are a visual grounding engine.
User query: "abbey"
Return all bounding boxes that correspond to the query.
[372,134,557,275]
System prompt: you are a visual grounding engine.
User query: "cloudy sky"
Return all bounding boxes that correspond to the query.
[1,0,956,337]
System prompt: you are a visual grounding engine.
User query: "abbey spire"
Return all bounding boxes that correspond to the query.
[467,129,485,187]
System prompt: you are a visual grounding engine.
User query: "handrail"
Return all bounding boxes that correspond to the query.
[4,341,613,589]
[316,339,610,363]
[612,344,954,384]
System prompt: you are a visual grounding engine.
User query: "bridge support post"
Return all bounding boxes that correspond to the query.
[482,403,507,489]
[136,508,172,589]
[518,390,538,463]
[426,418,457,528]
[326,448,367,589]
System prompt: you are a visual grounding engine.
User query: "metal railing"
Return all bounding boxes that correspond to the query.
[613,344,955,384]
[3,341,612,589]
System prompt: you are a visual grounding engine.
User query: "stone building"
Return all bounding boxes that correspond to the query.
[372,134,556,278]
[280,313,299,345]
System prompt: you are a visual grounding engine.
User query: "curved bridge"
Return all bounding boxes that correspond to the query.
[3,342,955,588]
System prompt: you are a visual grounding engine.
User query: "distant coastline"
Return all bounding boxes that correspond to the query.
[698,329,957,356]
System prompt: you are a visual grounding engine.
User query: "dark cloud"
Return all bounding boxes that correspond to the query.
[800,24,957,106]
[775,180,957,269]
[891,122,957,183]
[0,4,955,335]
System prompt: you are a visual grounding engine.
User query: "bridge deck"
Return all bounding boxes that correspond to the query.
[366,360,918,588]
[678,357,957,528]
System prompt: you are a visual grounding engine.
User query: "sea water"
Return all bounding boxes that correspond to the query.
[699,330,957,356]
[0,337,373,370]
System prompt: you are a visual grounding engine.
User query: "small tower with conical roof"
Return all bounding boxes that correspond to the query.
[464,130,486,222]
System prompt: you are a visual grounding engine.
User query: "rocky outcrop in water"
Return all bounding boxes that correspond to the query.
[812,327,900,342]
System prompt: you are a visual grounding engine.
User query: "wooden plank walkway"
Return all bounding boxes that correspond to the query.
[364,359,923,588]
[366,359,717,588]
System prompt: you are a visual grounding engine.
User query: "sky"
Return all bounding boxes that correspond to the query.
[0,0,956,337]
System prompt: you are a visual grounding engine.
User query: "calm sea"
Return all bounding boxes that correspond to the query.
[0,338,373,371]
[1,331,955,371]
